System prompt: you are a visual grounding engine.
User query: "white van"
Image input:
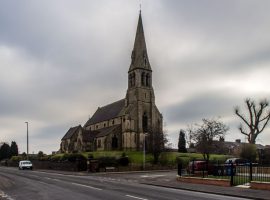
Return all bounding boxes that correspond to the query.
[19,160,33,170]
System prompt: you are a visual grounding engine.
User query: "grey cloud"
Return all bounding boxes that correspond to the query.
[163,90,242,125]
[1,1,270,153]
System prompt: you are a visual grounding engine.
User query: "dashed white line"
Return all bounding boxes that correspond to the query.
[125,194,148,200]
[45,177,60,181]
[140,175,165,178]
[71,183,102,191]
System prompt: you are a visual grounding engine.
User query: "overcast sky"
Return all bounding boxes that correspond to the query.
[1,0,270,154]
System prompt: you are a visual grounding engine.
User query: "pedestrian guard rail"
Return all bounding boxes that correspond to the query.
[178,160,270,186]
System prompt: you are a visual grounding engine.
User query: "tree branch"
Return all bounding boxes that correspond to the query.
[239,126,248,136]
[235,108,251,128]
[258,113,270,133]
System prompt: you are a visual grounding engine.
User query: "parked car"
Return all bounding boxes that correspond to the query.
[19,160,33,170]
[225,158,249,166]
[187,160,214,174]
[224,158,249,175]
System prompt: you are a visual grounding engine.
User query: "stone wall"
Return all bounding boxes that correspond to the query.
[177,176,231,187]
[250,181,270,190]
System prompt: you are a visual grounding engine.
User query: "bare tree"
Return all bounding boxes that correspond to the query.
[148,128,168,164]
[188,118,229,161]
[235,98,270,144]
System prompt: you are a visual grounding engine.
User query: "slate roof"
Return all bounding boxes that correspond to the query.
[84,99,125,127]
[96,125,122,138]
[82,129,98,142]
[62,125,81,140]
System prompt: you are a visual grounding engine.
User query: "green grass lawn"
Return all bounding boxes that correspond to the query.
[67,151,232,165]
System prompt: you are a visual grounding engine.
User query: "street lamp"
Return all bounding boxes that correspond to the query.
[143,132,148,170]
[25,122,29,159]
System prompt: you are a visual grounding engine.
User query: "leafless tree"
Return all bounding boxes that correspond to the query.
[148,128,168,164]
[235,98,270,144]
[188,118,229,161]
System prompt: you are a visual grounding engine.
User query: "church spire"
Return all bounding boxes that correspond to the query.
[129,11,152,72]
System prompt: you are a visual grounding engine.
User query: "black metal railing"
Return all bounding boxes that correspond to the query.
[178,160,270,186]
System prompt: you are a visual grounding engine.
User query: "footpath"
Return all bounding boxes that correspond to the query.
[37,169,270,200]
[141,178,270,200]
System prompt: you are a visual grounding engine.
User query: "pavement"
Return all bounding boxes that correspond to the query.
[35,169,270,200]
[142,177,270,200]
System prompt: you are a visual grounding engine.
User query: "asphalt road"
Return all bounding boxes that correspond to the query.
[0,167,249,200]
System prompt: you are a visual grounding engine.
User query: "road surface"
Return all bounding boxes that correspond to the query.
[0,167,249,200]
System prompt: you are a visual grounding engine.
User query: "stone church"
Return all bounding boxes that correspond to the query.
[60,12,163,153]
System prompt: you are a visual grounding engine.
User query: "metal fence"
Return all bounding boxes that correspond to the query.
[178,160,270,186]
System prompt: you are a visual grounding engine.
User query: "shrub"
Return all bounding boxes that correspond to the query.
[159,153,170,165]
[60,153,86,162]
[50,154,62,162]
[117,156,129,166]
[240,144,257,162]
[98,156,117,168]
[39,155,50,161]
[10,156,22,162]
[176,156,190,168]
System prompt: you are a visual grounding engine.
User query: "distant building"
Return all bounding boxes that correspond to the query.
[60,12,163,153]
[211,139,266,155]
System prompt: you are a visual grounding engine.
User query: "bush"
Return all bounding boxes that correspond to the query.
[159,153,170,165]
[258,148,270,165]
[176,156,190,168]
[117,156,129,166]
[39,155,50,161]
[10,156,22,162]
[60,153,86,162]
[50,154,62,162]
[98,157,117,168]
[240,144,257,162]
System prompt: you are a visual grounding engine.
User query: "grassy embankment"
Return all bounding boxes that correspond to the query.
[51,151,231,166]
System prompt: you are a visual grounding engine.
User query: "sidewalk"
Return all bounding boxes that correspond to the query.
[141,178,270,200]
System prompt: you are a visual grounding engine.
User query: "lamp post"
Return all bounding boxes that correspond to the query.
[25,122,29,159]
[143,133,148,171]
[143,133,145,170]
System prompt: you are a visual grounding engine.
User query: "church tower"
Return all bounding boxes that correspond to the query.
[62,11,163,153]
[125,11,162,150]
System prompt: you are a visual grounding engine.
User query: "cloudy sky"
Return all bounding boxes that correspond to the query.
[1,0,270,154]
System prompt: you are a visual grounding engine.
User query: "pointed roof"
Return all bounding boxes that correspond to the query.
[62,125,82,140]
[84,99,125,127]
[129,11,152,72]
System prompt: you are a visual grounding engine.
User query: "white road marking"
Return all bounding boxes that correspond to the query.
[125,194,148,200]
[71,183,102,191]
[140,175,165,178]
[44,177,60,182]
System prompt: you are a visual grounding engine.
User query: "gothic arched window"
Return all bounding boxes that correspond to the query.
[141,72,145,86]
[112,135,118,149]
[132,73,136,86]
[142,112,148,132]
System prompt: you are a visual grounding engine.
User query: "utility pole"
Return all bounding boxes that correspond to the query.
[143,133,145,170]
[25,122,29,159]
